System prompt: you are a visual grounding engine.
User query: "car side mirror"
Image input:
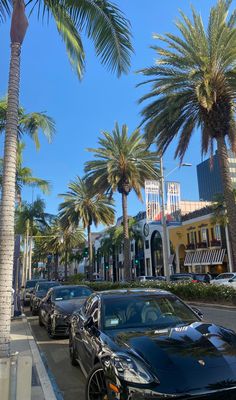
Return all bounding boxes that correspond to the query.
[228,279,233,282]
[192,307,203,320]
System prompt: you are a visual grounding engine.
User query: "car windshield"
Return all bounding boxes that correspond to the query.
[53,287,92,301]
[102,295,197,331]
[26,281,38,289]
[36,282,59,292]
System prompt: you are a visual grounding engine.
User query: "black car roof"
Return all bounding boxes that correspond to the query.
[98,288,171,298]
[51,285,92,290]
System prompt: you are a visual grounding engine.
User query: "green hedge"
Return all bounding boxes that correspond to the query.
[67,276,236,306]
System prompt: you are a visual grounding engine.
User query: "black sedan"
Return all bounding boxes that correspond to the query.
[39,285,93,338]
[69,289,236,400]
[30,281,61,315]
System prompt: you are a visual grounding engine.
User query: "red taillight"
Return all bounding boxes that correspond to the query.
[192,279,198,283]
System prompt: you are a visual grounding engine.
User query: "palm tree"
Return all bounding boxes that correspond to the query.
[0,142,50,204]
[138,0,236,269]
[85,123,159,281]
[0,1,132,356]
[37,218,85,281]
[15,198,52,285]
[59,177,115,280]
[0,98,55,149]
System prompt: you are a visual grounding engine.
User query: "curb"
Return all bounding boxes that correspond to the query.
[187,301,236,310]
[22,316,58,400]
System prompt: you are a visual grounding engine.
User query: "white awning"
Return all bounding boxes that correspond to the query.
[184,252,194,266]
[211,248,226,265]
[184,248,226,266]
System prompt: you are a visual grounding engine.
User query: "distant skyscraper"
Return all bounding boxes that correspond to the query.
[197,150,236,201]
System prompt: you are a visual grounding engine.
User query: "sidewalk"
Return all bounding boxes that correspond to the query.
[11,316,58,400]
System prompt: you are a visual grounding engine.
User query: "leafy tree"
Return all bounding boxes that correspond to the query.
[138,0,236,269]
[59,176,115,279]
[0,142,50,204]
[85,123,159,281]
[0,0,132,356]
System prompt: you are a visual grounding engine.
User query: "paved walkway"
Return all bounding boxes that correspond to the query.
[11,316,57,400]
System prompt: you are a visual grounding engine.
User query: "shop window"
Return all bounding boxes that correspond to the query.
[214,225,221,241]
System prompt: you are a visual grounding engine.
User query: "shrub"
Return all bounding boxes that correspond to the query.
[67,278,236,305]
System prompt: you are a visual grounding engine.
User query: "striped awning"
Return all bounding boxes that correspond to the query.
[184,252,194,266]
[192,251,203,265]
[184,249,226,266]
[211,248,226,264]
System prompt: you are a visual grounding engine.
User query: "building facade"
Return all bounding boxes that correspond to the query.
[197,150,236,201]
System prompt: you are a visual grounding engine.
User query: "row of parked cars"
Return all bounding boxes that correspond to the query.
[138,272,236,286]
[22,278,236,400]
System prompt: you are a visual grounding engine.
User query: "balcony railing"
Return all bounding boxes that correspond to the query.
[196,242,208,249]
[210,239,221,248]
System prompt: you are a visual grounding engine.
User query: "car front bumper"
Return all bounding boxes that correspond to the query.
[106,381,236,400]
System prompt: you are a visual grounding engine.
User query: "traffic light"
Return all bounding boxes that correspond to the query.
[83,247,88,257]
[134,257,139,267]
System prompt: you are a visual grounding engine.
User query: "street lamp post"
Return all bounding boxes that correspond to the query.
[160,158,192,281]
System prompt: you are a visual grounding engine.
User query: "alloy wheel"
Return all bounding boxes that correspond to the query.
[87,367,108,400]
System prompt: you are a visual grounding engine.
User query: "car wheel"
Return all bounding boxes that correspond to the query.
[69,330,78,366]
[47,318,55,339]
[86,363,108,400]
[38,311,44,327]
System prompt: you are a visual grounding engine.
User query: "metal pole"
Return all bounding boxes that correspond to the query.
[225,224,233,273]
[160,157,170,281]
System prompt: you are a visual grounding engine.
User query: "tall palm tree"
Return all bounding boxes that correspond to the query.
[0,1,132,356]
[37,218,85,281]
[138,0,236,270]
[59,177,115,279]
[85,123,159,281]
[0,142,50,203]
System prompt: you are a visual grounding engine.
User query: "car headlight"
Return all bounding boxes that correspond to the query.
[112,353,154,384]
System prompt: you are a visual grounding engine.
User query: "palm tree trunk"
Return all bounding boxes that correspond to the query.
[0,2,28,357]
[122,191,131,281]
[87,224,93,281]
[64,249,68,281]
[28,236,32,280]
[217,136,236,270]
[25,221,29,282]
[22,237,27,286]
[54,253,59,280]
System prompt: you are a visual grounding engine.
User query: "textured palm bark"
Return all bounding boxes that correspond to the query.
[122,191,131,281]
[87,224,93,280]
[217,136,236,270]
[0,43,21,357]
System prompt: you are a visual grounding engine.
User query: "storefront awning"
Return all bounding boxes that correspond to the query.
[184,249,226,266]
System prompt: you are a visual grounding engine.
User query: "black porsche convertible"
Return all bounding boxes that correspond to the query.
[69,289,236,400]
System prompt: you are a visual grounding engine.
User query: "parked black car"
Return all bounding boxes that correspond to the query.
[170,273,211,283]
[69,289,236,400]
[22,278,45,306]
[30,281,61,315]
[39,285,93,338]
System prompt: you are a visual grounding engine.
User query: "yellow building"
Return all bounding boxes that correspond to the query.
[169,207,232,275]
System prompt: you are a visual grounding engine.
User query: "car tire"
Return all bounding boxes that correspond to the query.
[47,318,55,339]
[69,329,78,366]
[38,311,44,327]
[85,363,108,400]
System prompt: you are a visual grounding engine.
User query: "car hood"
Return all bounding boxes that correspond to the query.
[107,322,236,394]
[55,298,87,315]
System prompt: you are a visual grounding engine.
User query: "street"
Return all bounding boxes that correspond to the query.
[26,303,236,400]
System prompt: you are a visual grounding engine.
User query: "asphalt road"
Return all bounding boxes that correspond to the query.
[26,304,236,400]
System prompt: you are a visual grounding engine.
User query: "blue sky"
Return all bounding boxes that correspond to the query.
[0,0,220,221]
